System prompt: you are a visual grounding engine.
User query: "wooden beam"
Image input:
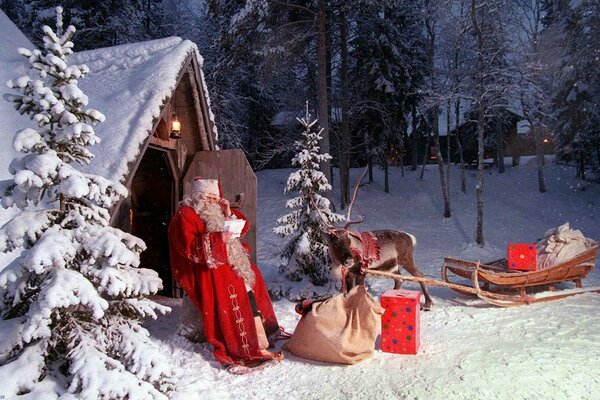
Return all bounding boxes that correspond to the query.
[149,135,177,150]
[187,64,210,151]
[190,56,216,150]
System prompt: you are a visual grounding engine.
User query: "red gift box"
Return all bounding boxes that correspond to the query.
[380,290,420,355]
[507,243,537,271]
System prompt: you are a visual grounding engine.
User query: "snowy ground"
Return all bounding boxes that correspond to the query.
[145,158,600,400]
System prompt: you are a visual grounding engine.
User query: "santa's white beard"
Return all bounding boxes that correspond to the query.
[195,201,225,231]
[195,200,255,287]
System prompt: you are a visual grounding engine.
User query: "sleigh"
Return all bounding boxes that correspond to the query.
[441,244,600,307]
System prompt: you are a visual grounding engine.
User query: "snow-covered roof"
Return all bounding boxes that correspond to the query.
[71,36,212,183]
[435,105,463,136]
[0,9,215,184]
[517,119,531,135]
[0,11,37,181]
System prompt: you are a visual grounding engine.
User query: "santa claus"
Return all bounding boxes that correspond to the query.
[168,178,284,373]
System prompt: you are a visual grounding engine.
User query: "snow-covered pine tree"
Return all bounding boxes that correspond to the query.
[273,107,344,299]
[0,7,174,399]
[553,0,600,178]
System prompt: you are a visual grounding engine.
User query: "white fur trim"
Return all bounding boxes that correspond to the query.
[193,178,220,197]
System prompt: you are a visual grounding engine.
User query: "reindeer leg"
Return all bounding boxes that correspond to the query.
[393,268,404,290]
[418,280,433,311]
[402,259,434,311]
[345,260,367,290]
[355,273,366,287]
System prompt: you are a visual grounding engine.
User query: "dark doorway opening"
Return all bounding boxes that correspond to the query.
[131,147,174,296]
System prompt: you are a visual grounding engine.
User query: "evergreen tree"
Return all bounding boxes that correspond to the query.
[553,0,600,178]
[349,1,427,178]
[205,0,281,165]
[0,8,173,398]
[12,0,169,50]
[0,0,26,27]
[273,108,344,298]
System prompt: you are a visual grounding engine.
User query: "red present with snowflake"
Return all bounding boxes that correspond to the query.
[380,290,420,355]
[507,243,537,271]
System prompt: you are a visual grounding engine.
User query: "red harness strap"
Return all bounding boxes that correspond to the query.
[339,231,381,294]
[348,231,381,274]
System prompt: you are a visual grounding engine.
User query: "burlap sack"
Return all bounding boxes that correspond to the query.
[284,285,384,365]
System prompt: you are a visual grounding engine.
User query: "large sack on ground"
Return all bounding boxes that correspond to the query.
[284,285,384,365]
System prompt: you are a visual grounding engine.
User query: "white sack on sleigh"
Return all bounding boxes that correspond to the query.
[536,222,597,269]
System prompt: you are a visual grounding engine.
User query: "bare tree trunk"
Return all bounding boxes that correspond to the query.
[411,104,418,170]
[317,0,332,194]
[455,99,467,193]
[531,123,546,192]
[420,134,430,180]
[521,0,545,191]
[425,4,451,218]
[497,126,505,174]
[399,140,405,178]
[145,0,151,33]
[338,7,350,208]
[384,159,389,193]
[368,154,374,183]
[446,99,451,189]
[471,0,485,246]
[576,151,585,180]
[434,135,451,217]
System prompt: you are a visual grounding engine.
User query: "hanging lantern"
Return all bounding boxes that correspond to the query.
[170,113,181,139]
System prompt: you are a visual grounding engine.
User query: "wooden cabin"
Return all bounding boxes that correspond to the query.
[0,15,257,298]
[447,109,521,166]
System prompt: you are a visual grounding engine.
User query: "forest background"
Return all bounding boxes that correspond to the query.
[0,3,599,397]
[2,0,599,228]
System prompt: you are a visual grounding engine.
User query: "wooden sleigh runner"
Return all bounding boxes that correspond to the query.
[441,245,600,307]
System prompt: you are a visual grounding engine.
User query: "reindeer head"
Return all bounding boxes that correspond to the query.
[314,168,368,276]
[323,226,351,280]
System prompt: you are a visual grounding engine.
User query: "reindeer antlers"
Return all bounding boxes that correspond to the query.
[310,166,368,232]
[309,194,334,231]
[344,167,368,229]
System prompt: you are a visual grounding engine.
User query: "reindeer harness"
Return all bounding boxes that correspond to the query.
[341,231,380,292]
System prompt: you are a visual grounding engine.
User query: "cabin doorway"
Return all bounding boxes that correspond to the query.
[131,147,174,296]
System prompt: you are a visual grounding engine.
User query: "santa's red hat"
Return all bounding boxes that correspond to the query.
[193,177,220,197]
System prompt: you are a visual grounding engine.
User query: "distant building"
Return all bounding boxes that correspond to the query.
[444,109,553,166]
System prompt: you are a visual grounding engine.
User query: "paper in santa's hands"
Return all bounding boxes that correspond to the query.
[223,219,245,238]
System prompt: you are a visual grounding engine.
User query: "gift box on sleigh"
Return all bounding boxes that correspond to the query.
[507,243,537,271]
[380,290,420,355]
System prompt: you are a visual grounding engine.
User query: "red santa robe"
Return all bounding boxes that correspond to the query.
[168,205,280,366]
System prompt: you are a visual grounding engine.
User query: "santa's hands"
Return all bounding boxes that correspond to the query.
[222,231,234,243]
[219,198,232,217]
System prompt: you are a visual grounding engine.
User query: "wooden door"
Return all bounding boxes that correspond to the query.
[184,149,257,264]
[131,148,174,296]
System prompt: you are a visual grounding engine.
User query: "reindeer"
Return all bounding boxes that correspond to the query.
[321,169,434,310]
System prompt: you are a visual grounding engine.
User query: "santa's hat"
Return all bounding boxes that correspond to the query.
[192,177,220,197]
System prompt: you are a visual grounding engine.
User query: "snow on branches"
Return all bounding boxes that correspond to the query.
[272,108,344,300]
[0,7,174,399]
